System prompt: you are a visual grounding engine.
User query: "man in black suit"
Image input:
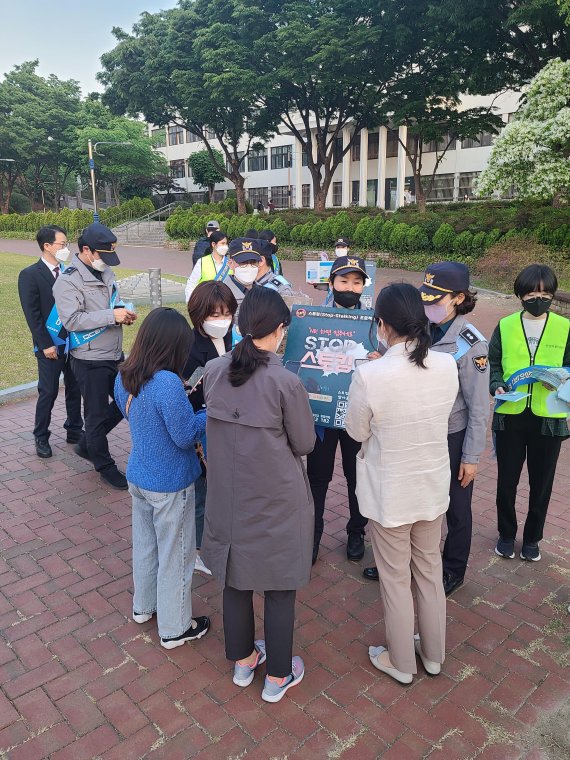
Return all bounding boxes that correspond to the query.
[18,225,83,458]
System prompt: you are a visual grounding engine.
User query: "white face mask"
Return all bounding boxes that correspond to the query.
[234,265,258,285]
[90,255,107,272]
[203,318,231,339]
[376,326,389,351]
[335,247,348,258]
[215,244,229,257]
[55,246,71,263]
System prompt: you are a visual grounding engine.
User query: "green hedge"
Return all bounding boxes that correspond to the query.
[0,197,154,237]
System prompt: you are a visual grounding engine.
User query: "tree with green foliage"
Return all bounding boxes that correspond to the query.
[98,2,278,213]
[188,149,225,201]
[478,58,570,205]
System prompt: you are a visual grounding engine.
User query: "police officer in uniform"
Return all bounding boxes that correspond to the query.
[363,262,490,594]
[255,240,293,296]
[221,238,264,309]
[53,223,137,490]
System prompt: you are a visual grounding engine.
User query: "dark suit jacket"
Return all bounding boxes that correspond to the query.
[183,328,232,411]
[18,259,66,351]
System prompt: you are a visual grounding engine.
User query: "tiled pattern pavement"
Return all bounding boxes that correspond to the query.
[1,296,569,759]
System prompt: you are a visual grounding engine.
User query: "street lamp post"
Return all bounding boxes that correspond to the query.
[87,140,132,222]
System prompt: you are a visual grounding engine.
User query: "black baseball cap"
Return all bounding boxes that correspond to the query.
[228,237,263,264]
[329,256,367,281]
[81,222,119,265]
[418,262,470,303]
[334,238,351,248]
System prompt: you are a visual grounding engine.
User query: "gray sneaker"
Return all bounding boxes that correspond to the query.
[495,536,515,559]
[261,656,304,703]
[233,640,266,687]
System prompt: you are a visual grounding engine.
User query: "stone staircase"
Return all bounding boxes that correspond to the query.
[112,219,167,246]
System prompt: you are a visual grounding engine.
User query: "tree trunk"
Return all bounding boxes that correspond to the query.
[208,184,215,202]
[234,173,247,214]
[2,176,16,214]
[414,171,426,212]
[552,190,567,208]
[313,187,326,212]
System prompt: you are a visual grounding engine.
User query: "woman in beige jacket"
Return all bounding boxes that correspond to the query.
[346,283,458,684]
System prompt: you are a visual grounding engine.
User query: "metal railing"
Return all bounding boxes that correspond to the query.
[112,202,191,244]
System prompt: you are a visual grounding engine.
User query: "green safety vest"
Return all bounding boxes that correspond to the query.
[498,311,569,417]
[198,254,217,284]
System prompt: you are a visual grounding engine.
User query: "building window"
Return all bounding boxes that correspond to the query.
[302,184,311,207]
[459,172,481,199]
[212,190,225,202]
[205,127,216,140]
[270,186,292,208]
[151,128,166,148]
[351,134,361,162]
[186,130,201,143]
[189,191,208,203]
[368,132,379,160]
[302,147,308,167]
[271,145,293,170]
[247,187,269,208]
[332,182,342,207]
[169,159,186,179]
[331,136,344,164]
[424,173,454,202]
[386,129,416,157]
[461,132,495,149]
[422,135,456,153]
[351,180,360,204]
[226,151,245,173]
[248,148,268,172]
[168,126,184,146]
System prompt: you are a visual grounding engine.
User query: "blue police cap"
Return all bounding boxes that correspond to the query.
[81,223,120,265]
[419,261,470,303]
[228,237,262,264]
[329,255,367,281]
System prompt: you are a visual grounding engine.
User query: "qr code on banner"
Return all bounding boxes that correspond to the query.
[334,399,347,427]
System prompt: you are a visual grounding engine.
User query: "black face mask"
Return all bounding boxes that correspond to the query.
[522,297,552,318]
[270,242,278,254]
[333,289,360,308]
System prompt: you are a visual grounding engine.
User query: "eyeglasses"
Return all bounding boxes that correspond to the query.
[235,260,260,268]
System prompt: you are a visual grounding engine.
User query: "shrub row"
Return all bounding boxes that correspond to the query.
[0,197,154,236]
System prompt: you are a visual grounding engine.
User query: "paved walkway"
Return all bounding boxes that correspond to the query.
[0,255,569,758]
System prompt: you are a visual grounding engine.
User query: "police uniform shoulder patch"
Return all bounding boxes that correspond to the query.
[472,355,488,373]
[270,277,283,288]
[459,326,480,347]
[62,266,77,275]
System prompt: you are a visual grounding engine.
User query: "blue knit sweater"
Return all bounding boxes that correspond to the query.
[114,369,206,492]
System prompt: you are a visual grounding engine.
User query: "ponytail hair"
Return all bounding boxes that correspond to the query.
[374,283,431,368]
[229,288,291,387]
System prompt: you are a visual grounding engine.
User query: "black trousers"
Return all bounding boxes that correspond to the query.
[442,429,474,579]
[70,357,124,472]
[307,427,366,551]
[495,409,563,544]
[34,348,83,442]
[223,586,296,678]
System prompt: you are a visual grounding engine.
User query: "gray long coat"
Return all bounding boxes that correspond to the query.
[201,353,316,591]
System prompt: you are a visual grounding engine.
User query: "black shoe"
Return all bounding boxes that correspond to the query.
[100,467,128,490]
[363,566,379,581]
[347,532,365,562]
[73,442,91,461]
[66,433,82,444]
[160,616,211,649]
[35,438,52,458]
[443,572,464,597]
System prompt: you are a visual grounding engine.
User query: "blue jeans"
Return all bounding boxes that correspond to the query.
[129,483,196,639]
[194,474,206,549]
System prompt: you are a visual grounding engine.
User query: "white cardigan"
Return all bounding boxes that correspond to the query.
[345,343,459,528]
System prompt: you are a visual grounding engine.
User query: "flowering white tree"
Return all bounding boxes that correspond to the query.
[478,58,570,205]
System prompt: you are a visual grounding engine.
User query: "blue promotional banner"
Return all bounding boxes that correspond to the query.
[283,305,375,428]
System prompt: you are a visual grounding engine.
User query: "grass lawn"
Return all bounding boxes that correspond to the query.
[0,252,186,391]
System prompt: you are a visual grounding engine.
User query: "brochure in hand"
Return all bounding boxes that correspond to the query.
[497,365,570,415]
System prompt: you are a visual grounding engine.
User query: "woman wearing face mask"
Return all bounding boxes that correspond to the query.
[307,256,369,565]
[345,284,458,685]
[184,231,230,303]
[363,262,490,597]
[184,281,238,575]
[333,237,351,258]
[201,287,315,703]
[490,264,570,563]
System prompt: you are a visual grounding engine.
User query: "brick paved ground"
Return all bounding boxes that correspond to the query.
[1,282,569,758]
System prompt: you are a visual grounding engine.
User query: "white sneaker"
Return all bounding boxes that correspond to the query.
[194,554,212,575]
[133,611,154,624]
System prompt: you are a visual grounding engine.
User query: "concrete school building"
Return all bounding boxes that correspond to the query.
[149,91,521,211]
